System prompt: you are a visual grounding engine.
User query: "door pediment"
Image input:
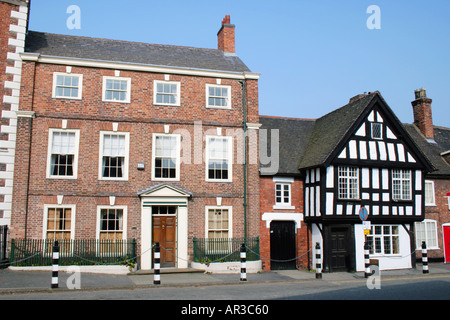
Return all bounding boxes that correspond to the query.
[138,183,192,198]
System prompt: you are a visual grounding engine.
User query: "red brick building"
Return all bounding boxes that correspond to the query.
[405,89,450,263]
[6,6,262,271]
[259,116,313,271]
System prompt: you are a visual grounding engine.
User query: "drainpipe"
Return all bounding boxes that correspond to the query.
[238,80,247,241]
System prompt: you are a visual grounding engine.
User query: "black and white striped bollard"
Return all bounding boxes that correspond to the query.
[315,242,322,279]
[154,242,161,285]
[240,243,247,282]
[51,240,59,289]
[364,240,371,278]
[422,241,429,274]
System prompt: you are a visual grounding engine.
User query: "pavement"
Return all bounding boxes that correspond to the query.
[0,263,449,294]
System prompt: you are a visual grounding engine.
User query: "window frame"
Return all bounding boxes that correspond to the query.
[98,131,130,181]
[43,204,76,241]
[424,180,436,206]
[46,128,80,179]
[205,135,233,183]
[392,169,412,201]
[414,219,439,250]
[96,205,128,241]
[205,205,233,240]
[52,72,83,100]
[205,84,232,109]
[367,224,400,256]
[337,166,360,200]
[371,122,383,140]
[102,76,131,103]
[152,133,181,181]
[153,80,181,107]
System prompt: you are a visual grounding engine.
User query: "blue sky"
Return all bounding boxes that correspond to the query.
[28,0,450,127]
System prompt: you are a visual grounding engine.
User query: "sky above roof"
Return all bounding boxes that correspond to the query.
[28,0,450,128]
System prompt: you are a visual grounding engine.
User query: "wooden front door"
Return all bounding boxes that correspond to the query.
[270,221,296,270]
[153,215,176,268]
[444,225,450,264]
[330,227,350,271]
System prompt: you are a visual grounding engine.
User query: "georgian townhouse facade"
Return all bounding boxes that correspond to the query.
[7,10,261,270]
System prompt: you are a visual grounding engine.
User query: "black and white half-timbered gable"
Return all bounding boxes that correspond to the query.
[299,92,434,272]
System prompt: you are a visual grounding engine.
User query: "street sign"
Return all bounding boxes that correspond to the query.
[362,221,371,230]
[364,229,370,235]
[359,207,369,221]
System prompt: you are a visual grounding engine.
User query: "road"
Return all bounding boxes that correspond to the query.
[1,274,449,301]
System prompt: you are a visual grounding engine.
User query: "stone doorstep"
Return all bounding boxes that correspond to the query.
[130,267,204,275]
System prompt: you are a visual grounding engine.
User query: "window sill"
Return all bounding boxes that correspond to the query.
[273,205,295,210]
[102,99,130,104]
[205,106,232,110]
[52,96,82,100]
[153,103,180,107]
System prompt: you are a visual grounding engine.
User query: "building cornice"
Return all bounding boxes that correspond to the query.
[20,52,260,80]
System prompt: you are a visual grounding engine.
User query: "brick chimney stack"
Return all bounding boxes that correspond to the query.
[217,15,235,54]
[411,88,434,140]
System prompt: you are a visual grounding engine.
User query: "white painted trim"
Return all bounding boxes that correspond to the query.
[205,205,233,239]
[205,135,233,183]
[153,80,181,107]
[42,204,76,240]
[46,128,80,179]
[21,53,261,80]
[205,84,232,109]
[151,133,181,181]
[261,212,304,229]
[98,131,130,181]
[102,76,131,103]
[52,72,83,100]
[96,205,128,240]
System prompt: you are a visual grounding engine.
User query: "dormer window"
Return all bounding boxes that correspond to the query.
[371,122,382,139]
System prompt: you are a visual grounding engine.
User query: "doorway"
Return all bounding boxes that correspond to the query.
[270,221,296,270]
[329,226,353,272]
[152,206,177,268]
[443,224,450,264]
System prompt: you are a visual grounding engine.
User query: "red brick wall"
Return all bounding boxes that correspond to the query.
[259,176,310,270]
[417,178,450,261]
[11,59,260,250]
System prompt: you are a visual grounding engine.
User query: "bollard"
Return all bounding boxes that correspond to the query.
[422,241,429,274]
[315,242,322,279]
[364,241,371,278]
[240,243,247,281]
[51,240,59,289]
[154,242,161,285]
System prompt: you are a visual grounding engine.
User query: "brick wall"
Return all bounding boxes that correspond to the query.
[259,175,309,270]
[417,178,450,261]
[10,58,260,252]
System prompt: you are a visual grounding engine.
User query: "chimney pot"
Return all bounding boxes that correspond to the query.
[414,88,427,100]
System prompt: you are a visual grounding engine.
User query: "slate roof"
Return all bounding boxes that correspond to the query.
[404,125,450,177]
[297,93,378,170]
[259,116,315,176]
[260,91,448,177]
[25,31,252,73]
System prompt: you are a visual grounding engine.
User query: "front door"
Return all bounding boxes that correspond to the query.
[444,225,450,264]
[152,206,177,268]
[270,221,296,270]
[330,227,350,271]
